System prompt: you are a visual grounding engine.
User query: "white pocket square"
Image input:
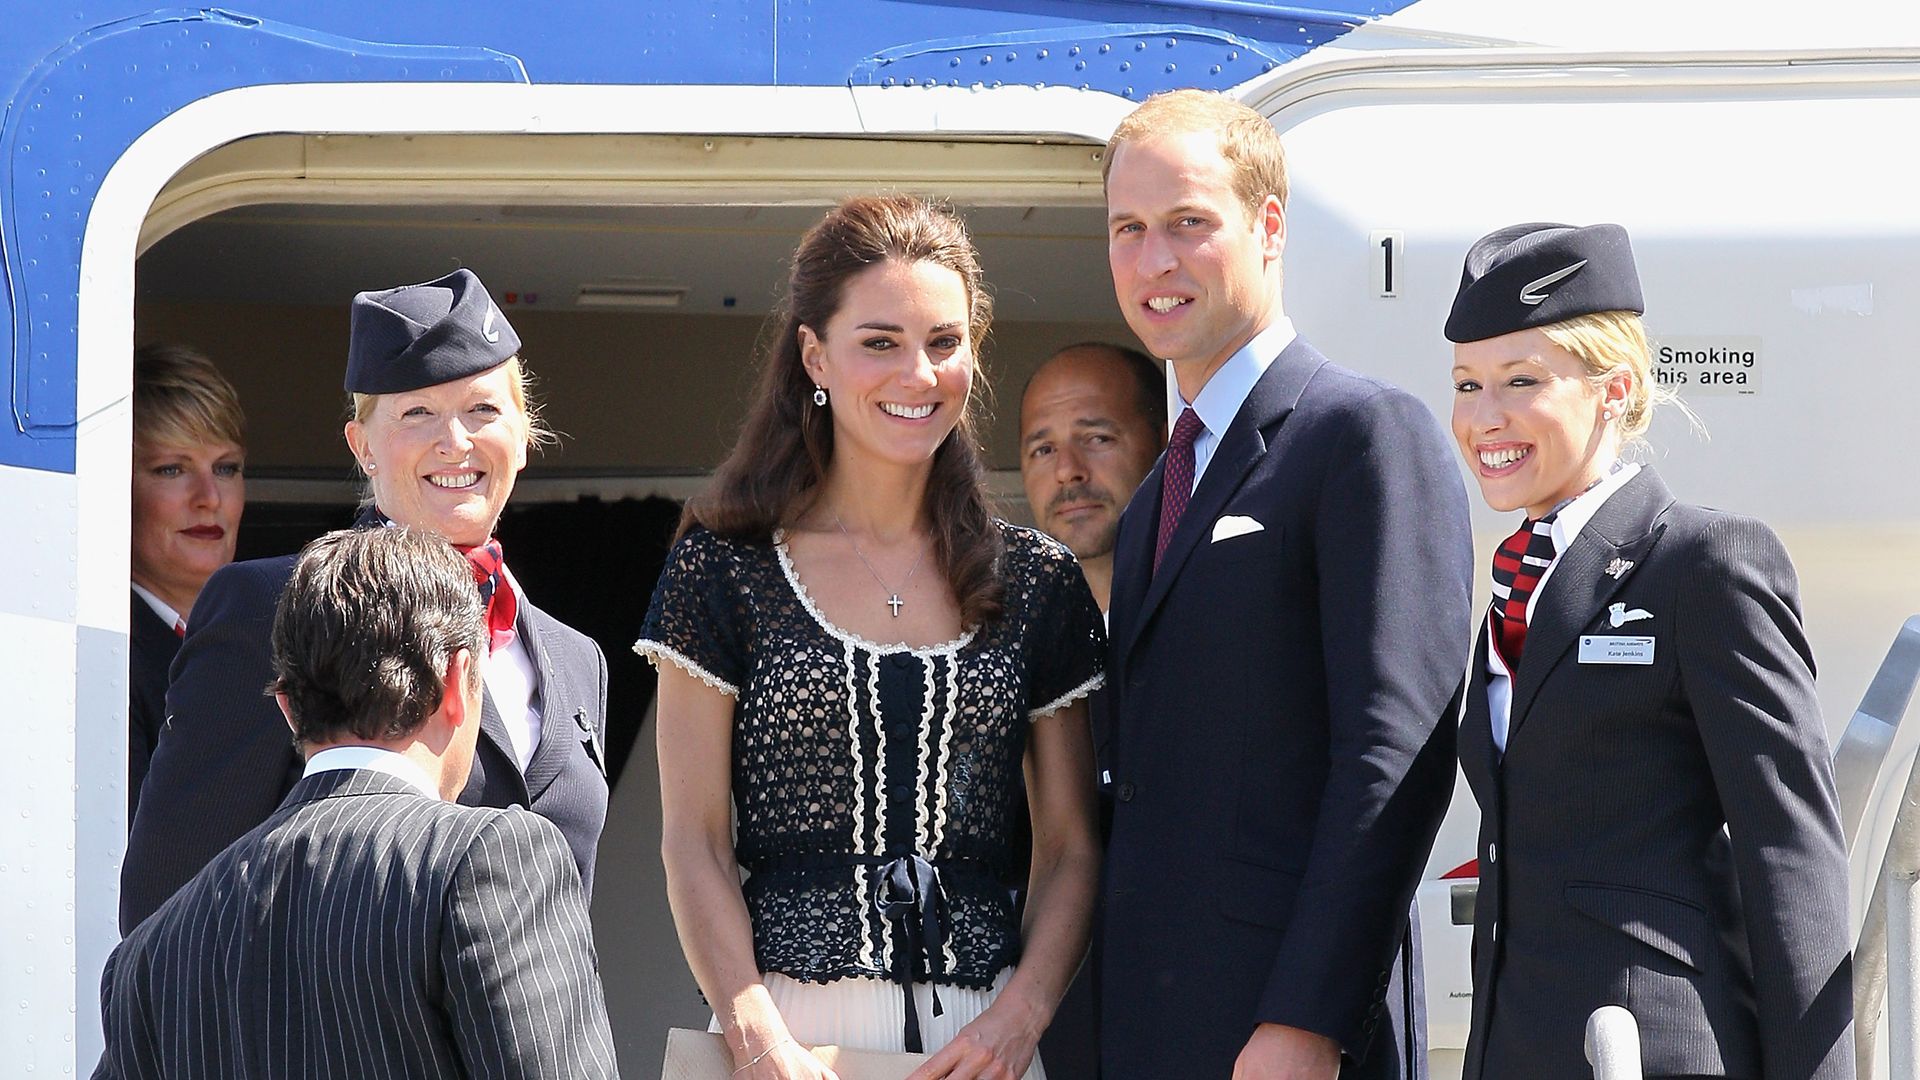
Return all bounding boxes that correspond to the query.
[1211,515,1265,543]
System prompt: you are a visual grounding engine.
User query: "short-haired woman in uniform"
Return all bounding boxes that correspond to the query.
[641,194,1103,1080]
[1445,222,1854,1080]
[128,343,246,817]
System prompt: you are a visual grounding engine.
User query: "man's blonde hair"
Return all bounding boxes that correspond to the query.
[1104,89,1288,215]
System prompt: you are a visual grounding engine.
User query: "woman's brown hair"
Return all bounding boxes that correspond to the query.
[683,194,1004,626]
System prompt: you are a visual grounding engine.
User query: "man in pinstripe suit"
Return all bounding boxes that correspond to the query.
[95,527,617,1079]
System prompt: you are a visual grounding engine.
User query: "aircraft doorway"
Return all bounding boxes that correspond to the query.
[131,129,1132,1075]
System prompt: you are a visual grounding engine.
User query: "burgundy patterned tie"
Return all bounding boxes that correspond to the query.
[1489,515,1557,667]
[1153,408,1207,575]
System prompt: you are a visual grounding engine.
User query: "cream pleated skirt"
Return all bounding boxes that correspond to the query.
[711,969,1046,1079]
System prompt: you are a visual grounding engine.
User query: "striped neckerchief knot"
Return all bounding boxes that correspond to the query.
[1153,408,1207,575]
[1489,513,1557,667]
[457,539,518,654]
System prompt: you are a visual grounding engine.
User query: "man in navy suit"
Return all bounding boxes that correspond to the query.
[1097,90,1474,1080]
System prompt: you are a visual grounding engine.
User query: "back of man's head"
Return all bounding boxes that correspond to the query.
[270,528,485,746]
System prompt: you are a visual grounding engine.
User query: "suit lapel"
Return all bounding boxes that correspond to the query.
[1107,458,1163,675]
[1119,338,1326,669]
[517,602,576,800]
[1458,621,1499,792]
[1507,467,1675,739]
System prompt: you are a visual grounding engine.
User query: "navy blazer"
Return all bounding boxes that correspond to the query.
[1459,466,1853,1080]
[126,592,178,821]
[99,769,616,1078]
[1100,337,1474,1079]
[120,551,610,932]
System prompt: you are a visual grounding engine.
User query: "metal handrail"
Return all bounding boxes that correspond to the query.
[1586,1005,1643,1080]
[1850,616,1920,1078]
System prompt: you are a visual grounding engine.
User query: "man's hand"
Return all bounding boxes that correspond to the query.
[1232,1023,1340,1080]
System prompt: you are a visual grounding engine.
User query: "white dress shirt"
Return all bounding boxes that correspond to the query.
[130,581,184,633]
[1168,316,1298,492]
[303,744,438,799]
[486,563,543,772]
[1486,462,1642,751]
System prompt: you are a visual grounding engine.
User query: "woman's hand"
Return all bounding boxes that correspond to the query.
[740,1038,842,1080]
[903,1009,1040,1080]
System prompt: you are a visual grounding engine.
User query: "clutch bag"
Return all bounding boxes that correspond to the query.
[662,1027,927,1080]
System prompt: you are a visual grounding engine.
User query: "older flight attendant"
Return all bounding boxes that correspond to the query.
[121,269,609,932]
[1445,223,1853,1080]
[128,343,246,818]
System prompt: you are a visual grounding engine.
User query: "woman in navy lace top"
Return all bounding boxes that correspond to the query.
[639,195,1103,1080]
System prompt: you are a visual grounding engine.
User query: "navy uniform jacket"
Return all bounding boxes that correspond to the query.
[126,592,179,821]
[1101,337,1474,1079]
[97,769,616,1078]
[120,552,610,932]
[1459,466,1853,1080]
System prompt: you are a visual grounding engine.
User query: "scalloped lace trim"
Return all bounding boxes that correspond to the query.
[632,639,740,698]
[772,530,978,657]
[1029,672,1105,722]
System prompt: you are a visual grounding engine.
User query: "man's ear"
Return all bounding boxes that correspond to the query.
[440,648,478,729]
[274,691,298,735]
[1258,194,1286,261]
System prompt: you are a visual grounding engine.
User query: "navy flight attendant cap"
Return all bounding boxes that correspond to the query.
[1444,223,1644,343]
[344,268,520,393]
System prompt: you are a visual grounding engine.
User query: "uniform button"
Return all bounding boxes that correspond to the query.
[890,653,916,670]
[1116,782,1137,802]
[889,784,913,801]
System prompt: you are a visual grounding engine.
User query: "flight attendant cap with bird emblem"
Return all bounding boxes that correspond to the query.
[1444,222,1645,343]
[344,268,521,393]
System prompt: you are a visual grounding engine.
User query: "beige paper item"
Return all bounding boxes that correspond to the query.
[662,1027,927,1080]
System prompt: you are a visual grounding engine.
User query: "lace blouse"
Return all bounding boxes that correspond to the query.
[636,520,1104,991]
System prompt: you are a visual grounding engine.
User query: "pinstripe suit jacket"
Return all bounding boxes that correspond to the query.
[122,551,610,932]
[95,768,618,1079]
[1459,467,1853,1080]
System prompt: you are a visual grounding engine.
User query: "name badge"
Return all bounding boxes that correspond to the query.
[1579,635,1655,665]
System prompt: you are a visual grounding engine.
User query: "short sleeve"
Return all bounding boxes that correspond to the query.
[1019,530,1107,720]
[633,527,749,697]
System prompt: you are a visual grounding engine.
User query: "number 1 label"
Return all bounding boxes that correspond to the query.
[1371,230,1404,298]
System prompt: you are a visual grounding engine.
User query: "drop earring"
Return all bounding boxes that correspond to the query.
[812,386,829,407]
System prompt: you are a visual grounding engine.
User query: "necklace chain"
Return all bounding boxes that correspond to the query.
[832,511,929,618]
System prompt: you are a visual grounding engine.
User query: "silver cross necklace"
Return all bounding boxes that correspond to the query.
[832,511,929,618]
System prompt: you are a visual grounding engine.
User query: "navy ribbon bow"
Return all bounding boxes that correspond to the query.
[873,854,948,1053]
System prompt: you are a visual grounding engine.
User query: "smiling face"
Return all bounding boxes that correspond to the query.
[1451,327,1628,519]
[131,437,245,612]
[344,362,529,547]
[1020,349,1162,562]
[799,258,975,474]
[1106,129,1285,398]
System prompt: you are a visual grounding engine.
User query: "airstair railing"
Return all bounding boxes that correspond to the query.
[1586,1005,1643,1080]
[1848,616,1920,1078]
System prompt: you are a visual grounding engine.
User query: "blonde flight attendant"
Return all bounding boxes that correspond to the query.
[1446,223,1854,1080]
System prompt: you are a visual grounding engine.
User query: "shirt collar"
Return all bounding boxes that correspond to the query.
[1173,316,1297,439]
[1549,461,1641,556]
[302,745,439,799]
[129,582,183,630]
